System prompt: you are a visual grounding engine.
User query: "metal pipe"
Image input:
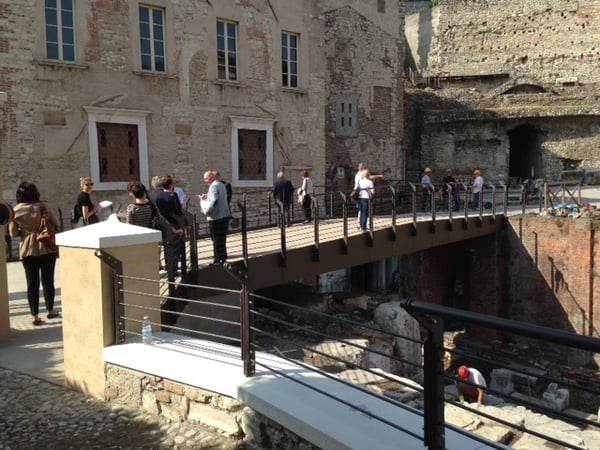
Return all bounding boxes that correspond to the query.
[401,298,600,352]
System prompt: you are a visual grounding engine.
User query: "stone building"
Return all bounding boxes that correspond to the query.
[404,0,600,185]
[0,0,405,219]
[324,0,405,190]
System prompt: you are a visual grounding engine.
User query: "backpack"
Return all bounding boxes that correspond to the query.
[70,203,81,225]
[221,180,232,205]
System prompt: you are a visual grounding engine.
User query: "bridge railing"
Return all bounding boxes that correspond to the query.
[111,263,600,450]
[156,181,584,277]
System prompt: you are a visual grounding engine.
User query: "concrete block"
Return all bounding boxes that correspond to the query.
[189,402,241,436]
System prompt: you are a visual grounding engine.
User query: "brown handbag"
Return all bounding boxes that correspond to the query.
[37,204,57,251]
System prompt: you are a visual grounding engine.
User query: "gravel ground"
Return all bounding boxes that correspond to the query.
[0,368,245,450]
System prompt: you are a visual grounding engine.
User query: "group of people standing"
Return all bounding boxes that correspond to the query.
[272,170,313,227]
[421,167,484,212]
[8,171,233,325]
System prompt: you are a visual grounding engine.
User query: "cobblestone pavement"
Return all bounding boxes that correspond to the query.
[0,368,246,450]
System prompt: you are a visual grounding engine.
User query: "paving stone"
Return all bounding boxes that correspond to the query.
[0,367,245,449]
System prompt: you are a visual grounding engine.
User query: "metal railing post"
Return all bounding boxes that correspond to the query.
[409,183,417,231]
[389,184,397,241]
[240,195,249,270]
[189,212,198,272]
[312,198,320,261]
[94,250,125,344]
[341,193,349,253]
[275,199,287,267]
[240,279,255,376]
[501,183,508,216]
[401,299,446,450]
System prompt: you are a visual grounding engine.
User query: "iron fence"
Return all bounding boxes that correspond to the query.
[105,257,600,450]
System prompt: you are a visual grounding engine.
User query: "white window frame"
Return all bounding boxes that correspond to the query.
[45,0,76,62]
[139,4,166,72]
[230,116,274,188]
[281,31,299,89]
[217,19,238,81]
[84,107,151,191]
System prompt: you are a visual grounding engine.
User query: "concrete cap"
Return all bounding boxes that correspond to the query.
[56,214,162,249]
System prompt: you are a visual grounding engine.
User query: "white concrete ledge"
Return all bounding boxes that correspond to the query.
[103,333,505,450]
[56,215,161,249]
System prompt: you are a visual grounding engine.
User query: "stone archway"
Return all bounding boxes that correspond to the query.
[508,124,543,182]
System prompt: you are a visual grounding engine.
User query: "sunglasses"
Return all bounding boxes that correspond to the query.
[85,183,94,186]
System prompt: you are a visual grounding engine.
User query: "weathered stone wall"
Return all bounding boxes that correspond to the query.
[405,1,600,184]
[427,0,600,83]
[105,364,319,450]
[324,1,405,190]
[0,0,326,220]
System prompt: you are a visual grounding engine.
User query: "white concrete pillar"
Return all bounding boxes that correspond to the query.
[56,216,161,399]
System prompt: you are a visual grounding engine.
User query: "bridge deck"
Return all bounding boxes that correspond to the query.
[194,210,507,290]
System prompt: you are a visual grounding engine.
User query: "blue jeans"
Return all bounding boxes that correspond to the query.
[359,198,369,230]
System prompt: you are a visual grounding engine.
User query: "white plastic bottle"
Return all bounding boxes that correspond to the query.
[142,315,152,344]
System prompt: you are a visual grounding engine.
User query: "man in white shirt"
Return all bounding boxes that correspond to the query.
[353,162,385,227]
[456,365,487,404]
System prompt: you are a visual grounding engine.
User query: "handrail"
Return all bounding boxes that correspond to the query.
[175,181,587,274]
[105,258,600,450]
[401,298,600,450]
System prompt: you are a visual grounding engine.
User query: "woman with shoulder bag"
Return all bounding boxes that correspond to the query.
[9,182,60,326]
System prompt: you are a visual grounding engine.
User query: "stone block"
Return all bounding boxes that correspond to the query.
[164,380,185,395]
[142,390,160,415]
[489,368,515,395]
[344,295,369,311]
[155,390,171,403]
[184,385,212,403]
[211,395,243,412]
[584,169,600,185]
[161,403,186,422]
[189,402,242,436]
[372,301,421,377]
[104,365,143,405]
[306,339,369,370]
[542,383,569,412]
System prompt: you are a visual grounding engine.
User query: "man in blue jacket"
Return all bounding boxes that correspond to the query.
[201,170,231,265]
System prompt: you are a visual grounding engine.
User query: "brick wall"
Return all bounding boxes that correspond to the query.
[402,217,599,351]
[408,234,504,342]
[324,2,405,189]
[505,216,600,339]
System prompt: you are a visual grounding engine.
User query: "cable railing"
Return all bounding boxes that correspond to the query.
[106,254,600,450]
